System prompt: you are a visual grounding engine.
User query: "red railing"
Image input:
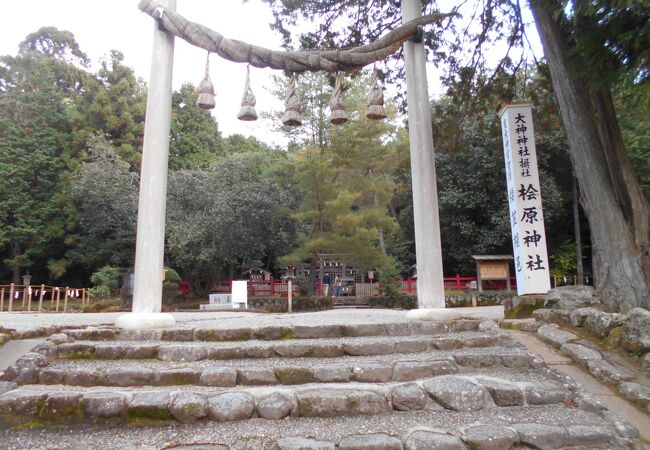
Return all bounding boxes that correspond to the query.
[212,280,300,297]
[213,275,517,297]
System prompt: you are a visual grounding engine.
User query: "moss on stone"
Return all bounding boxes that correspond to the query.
[279,329,294,340]
[504,302,541,319]
[499,321,523,331]
[127,408,173,424]
[275,368,314,385]
[126,415,175,427]
[606,326,623,349]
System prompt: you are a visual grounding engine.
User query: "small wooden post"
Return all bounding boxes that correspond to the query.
[55,287,60,312]
[38,284,45,312]
[22,285,28,309]
[0,287,4,312]
[287,279,293,313]
[477,262,483,292]
[8,283,15,312]
[63,287,69,312]
[455,273,461,290]
[27,285,32,312]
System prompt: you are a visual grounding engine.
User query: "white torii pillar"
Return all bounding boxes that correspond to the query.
[402,0,447,314]
[116,0,177,329]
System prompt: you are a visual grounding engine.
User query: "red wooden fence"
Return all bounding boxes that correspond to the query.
[212,275,517,297]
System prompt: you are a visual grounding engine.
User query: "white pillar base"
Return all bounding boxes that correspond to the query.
[406,308,467,321]
[115,312,176,329]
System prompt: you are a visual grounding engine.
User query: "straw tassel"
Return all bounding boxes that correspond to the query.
[197,53,216,110]
[282,74,302,127]
[366,69,387,120]
[329,73,348,125]
[237,65,258,121]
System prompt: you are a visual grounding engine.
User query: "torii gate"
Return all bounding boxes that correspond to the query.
[117,0,450,329]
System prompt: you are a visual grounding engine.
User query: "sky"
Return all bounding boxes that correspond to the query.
[1,1,544,148]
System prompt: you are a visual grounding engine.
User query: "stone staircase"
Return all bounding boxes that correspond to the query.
[0,318,643,449]
[332,297,371,309]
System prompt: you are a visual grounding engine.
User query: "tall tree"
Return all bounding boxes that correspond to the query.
[0,39,78,283]
[166,151,298,293]
[69,136,138,271]
[73,50,146,169]
[169,82,223,170]
[529,0,650,310]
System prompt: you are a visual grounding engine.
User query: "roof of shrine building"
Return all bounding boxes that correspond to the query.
[471,255,514,261]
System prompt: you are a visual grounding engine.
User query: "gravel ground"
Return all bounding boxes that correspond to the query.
[0,404,614,450]
[0,306,504,332]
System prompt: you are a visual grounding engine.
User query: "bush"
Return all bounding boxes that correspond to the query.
[90,266,121,290]
[88,285,111,300]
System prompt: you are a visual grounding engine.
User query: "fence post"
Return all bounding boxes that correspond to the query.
[8,283,14,312]
[55,287,60,312]
[287,279,293,313]
[63,287,69,312]
[38,284,45,312]
[455,274,461,290]
[22,285,28,309]
[0,287,4,312]
[27,285,32,312]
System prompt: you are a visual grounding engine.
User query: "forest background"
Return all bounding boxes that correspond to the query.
[0,1,648,301]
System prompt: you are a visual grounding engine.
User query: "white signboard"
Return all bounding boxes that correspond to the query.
[231,280,248,309]
[499,103,551,295]
[209,294,232,305]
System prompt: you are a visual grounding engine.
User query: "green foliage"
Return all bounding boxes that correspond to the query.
[549,241,577,278]
[614,75,650,198]
[169,83,223,170]
[167,151,299,292]
[0,40,78,283]
[72,51,146,169]
[90,265,121,290]
[278,74,401,285]
[69,136,138,271]
[88,285,111,300]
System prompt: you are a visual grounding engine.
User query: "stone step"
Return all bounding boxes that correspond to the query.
[32,348,541,388]
[0,371,586,427]
[0,396,626,449]
[54,319,485,342]
[45,331,510,363]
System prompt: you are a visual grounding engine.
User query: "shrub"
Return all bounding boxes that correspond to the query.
[90,266,121,290]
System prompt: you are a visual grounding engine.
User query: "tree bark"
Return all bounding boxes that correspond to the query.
[529,0,650,311]
[572,175,583,285]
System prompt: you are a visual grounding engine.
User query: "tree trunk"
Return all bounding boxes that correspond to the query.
[572,175,584,285]
[530,0,650,311]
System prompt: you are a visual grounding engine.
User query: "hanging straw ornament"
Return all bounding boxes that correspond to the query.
[366,69,387,120]
[282,74,302,126]
[237,65,258,121]
[196,53,216,110]
[329,73,348,125]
